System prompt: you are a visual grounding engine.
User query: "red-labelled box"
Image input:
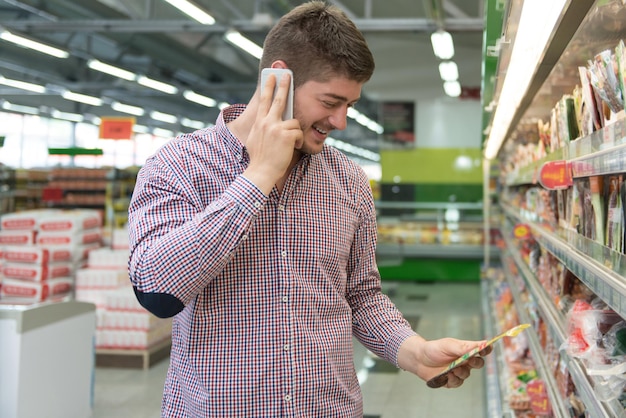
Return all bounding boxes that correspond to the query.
[1,209,55,230]
[0,230,36,245]
[0,277,72,302]
[38,210,102,232]
[3,245,49,265]
[37,228,102,246]
[2,263,48,281]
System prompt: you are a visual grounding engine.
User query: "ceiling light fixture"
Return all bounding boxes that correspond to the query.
[224,30,263,60]
[61,90,103,106]
[0,30,69,58]
[443,80,461,97]
[133,124,150,134]
[1,100,39,115]
[162,0,215,25]
[181,118,206,129]
[137,76,179,94]
[87,59,136,81]
[325,137,380,162]
[150,110,178,124]
[111,101,145,116]
[183,90,217,107]
[438,61,459,82]
[0,76,46,93]
[347,108,384,134]
[430,30,455,60]
[153,127,175,138]
[51,109,84,123]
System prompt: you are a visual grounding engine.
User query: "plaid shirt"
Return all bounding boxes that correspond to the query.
[128,105,416,417]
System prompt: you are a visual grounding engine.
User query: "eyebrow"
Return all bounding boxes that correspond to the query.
[322,93,360,104]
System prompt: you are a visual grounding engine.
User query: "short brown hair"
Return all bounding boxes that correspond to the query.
[260,1,375,87]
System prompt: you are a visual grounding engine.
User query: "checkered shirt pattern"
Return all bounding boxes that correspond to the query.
[128,105,417,417]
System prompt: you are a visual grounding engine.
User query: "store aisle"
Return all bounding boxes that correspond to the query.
[91,281,485,418]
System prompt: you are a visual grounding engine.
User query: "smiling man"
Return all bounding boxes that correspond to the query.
[127,2,489,416]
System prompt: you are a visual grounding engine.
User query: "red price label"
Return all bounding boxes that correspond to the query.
[539,160,572,190]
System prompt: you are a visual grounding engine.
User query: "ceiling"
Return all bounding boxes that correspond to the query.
[0,0,485,157]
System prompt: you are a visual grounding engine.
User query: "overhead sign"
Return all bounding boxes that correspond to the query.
[99,117,135,140]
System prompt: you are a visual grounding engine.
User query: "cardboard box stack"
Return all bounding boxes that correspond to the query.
[0,208,102,303]
[75,242,172,351]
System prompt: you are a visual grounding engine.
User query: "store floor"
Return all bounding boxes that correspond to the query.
[91,281,485,417]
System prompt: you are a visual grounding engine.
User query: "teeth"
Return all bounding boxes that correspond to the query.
[314,125,327,134]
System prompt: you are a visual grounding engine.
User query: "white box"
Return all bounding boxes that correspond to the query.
[38,210,102,233]
[2,245,49,265]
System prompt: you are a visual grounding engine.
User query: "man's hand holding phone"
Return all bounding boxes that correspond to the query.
[243,68,302,195]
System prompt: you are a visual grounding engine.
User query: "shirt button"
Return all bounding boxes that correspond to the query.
[284,395,291,402]
[254,201,261,208]
[282,296,288,303]
[283,344,290,351]
[242,234,248,240]
[281,251,287,257]
[278,204,285,211]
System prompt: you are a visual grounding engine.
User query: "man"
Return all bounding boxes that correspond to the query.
[128,2,489,416]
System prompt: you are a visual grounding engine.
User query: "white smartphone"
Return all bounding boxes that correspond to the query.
[260,68,294,120]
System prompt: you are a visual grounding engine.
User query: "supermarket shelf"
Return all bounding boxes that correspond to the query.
[499,254,571,417]
[503,118,626,185]
[480,278,512,418]
[377,243,490,259]
[95,338,171,369]
[501,203,626,320]
[501,230,625,417]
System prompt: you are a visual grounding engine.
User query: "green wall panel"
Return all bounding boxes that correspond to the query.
[378,258,481,282]
[414,183,483,203]
[380,148,483,184]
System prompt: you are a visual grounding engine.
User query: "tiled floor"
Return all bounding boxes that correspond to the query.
[91,281,485,417]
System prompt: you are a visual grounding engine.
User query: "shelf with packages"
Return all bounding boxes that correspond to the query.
[375,201,498,281]
[40,167,137,227]
[0,164,15,217]
[483,0,626,415]
[482,266,568,417]
[13,168,50,211]
[498,212,626,417]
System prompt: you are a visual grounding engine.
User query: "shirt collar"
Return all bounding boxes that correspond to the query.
[216,104,247,162]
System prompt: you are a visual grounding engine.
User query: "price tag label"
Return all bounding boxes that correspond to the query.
[513,224,531,239]
[539,160,573,190]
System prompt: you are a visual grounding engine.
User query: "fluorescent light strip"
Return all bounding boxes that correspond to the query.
[87,59,136,81]
[153,127,175,138]
[61,90,103,106]
[0,30,69,58]
[431,30,454,60]
[51,109,84,122]
[443,80,461,97]
[133,124,150,134]
[162,0,215,25]
[326,137,380,162]
[137,76,178,94]
[347,108,384,134]
[484,0,567,159]
[1,101,39,114]
[183,90,217,107]
[111,101,145,116]
[181,118,206,129]
[439,61,458,81]
[224,30,263,60]
[150,110,178,124]
[0,76,46,93]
